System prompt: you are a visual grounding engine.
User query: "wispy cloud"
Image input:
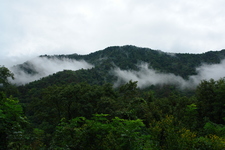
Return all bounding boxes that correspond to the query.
[189,59,225,84]
[10,57,93,85]
[113,60,225,89]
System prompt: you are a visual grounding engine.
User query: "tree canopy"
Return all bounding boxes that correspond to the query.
[2,45,225,149]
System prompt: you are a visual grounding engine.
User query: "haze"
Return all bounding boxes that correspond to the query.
[10,57,93,85]
[114,60,225,89]
[9,56,225,89]
[1,0,225,67]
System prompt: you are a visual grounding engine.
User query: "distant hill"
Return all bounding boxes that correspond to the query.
[13,45,225,90]
[6,46,225,149]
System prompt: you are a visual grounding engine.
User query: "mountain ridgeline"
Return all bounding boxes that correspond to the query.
[3,45,225,149]
[45,45,225,77]
[14,45,225,89]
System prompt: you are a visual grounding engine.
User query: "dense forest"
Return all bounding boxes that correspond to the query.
[2,45,225,149]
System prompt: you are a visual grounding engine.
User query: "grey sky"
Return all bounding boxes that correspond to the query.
[1,0,225,67]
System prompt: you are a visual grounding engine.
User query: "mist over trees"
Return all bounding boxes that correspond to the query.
[10,45,225,87]
[10,57,93,85]
[2,46,225,149]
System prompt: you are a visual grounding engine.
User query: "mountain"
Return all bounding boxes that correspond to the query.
[13,45,225,91]
[5,45,225,149]
[41,45,225,78]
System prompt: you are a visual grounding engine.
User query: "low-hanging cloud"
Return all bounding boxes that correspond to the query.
[113,60,225,89]
[10,57,93,85]
[189,59,225,84]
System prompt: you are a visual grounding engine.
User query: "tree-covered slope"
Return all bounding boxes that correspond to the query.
[3,46,225,149]
[14,45,225,91]
[63,45,225,76]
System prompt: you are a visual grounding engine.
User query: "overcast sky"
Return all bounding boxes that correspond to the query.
[1,0,225,67]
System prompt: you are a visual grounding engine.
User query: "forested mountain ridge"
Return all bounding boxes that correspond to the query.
[13,45,225,91]
[2,45,225,149]
[42,45,225,77]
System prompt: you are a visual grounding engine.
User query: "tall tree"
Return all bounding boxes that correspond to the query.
[0,66,14,86]
[0,92,28,149]
[196,78,225,124]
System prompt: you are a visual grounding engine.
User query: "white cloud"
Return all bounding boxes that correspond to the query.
[113,60,225,89]
[10,57,93,85]
[189,59,225,84]
[113,63,191,89]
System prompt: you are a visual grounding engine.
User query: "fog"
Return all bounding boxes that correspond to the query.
[189,59,225,84]
[10,57,93,85]
[8,56,225,88]
[113,60,225,89]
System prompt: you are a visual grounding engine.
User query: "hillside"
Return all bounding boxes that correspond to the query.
[41,45,225,77]
[2,45,225,149]
[13,45,225,90]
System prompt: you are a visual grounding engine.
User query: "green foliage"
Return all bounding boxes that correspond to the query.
[17,78,225,149]
[0,92,28,149]
[203,121,225,137]
[149,115,196,149]
[16,46,225,92]
[4,46,225,149]
[51,114,151,150]
[194,135,225,150]
[0,66,14,85]
[196,78,225,124]
[182,103,199,130]
[0,66,18,97]
[149,115,225,150]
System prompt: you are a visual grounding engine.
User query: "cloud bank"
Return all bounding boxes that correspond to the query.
[8,57,225,88]
[113,60,225,89]
[2,0,225,67]
[10,57,93,85]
